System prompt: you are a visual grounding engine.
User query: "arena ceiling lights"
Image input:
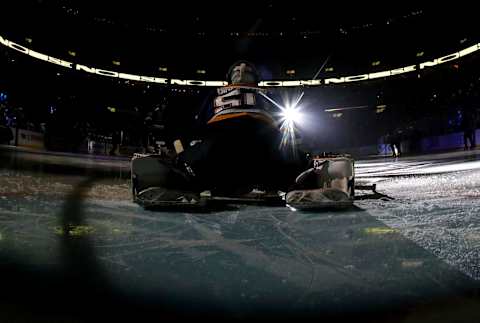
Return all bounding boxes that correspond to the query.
[1,34,479,88]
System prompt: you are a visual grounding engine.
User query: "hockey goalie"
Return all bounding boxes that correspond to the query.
[131,61,354,210]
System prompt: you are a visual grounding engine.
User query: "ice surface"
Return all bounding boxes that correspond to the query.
[1,148,480,318]
[356,160,480,280]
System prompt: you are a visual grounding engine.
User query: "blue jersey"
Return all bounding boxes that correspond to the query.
[197,85,278,127]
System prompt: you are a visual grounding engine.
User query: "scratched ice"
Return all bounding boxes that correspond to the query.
[1,148,480,314]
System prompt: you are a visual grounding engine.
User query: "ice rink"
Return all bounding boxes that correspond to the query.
[1,146,480,322]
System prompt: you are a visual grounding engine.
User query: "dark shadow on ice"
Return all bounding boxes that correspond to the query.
[145,203,241,213]
[294,204,365,213]
[0,174,118,321]
[142,195,285,213]
[0,148,129,179]
[355,191,395,201]
[2,149,480,322]
[52,177,245,322]
[354,184,394,201]
[56,176,116,305]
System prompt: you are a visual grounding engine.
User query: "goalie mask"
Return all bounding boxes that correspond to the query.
[226,61,260,85]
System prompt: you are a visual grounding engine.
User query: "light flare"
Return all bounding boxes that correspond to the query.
[259,91,305,151]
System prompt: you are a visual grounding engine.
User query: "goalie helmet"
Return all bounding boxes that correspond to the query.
[226,60,260,85]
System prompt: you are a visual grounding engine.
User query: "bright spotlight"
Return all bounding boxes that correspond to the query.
[278,103,303,152]
[281,105,302,124]
[258,91,305,153]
